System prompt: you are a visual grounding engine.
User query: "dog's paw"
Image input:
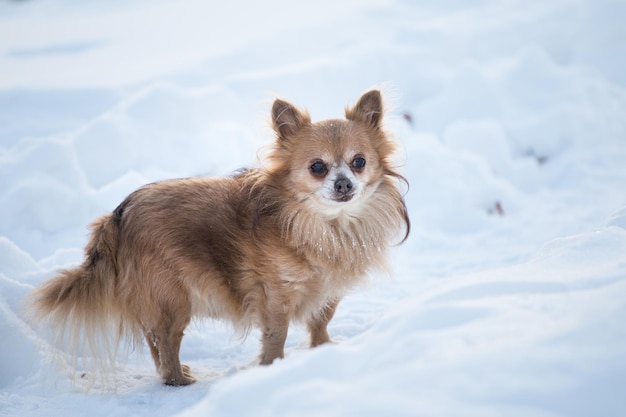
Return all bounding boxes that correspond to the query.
[163,366,197,386]
[164,375,197,386]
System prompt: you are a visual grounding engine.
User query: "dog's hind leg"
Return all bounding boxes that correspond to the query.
[307,298,340,347]
[144,330,161,372]
[143,303,195,386]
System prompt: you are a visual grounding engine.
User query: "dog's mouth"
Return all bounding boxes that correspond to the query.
[332,194,354,203]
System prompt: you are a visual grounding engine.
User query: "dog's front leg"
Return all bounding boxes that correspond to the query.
[307,298,340,347]
[259,313,288,365]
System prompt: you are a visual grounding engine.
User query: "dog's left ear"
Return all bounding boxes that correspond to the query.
[345,90,383,129]
[272,99,310,140]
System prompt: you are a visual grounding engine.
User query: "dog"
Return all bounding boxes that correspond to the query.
[28,89,410,386]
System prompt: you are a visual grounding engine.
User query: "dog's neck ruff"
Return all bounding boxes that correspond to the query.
[279,179,405,275]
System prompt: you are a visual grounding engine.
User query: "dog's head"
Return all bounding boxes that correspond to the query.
[266,90,398,217]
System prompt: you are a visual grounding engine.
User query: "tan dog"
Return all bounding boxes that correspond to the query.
[29,90,410,386]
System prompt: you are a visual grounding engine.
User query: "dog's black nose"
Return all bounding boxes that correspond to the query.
[334,177,353,195]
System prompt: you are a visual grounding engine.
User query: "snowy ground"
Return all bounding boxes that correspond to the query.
[1,0,626,416]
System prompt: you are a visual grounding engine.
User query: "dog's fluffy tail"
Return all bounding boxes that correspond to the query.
[28,214,130,377]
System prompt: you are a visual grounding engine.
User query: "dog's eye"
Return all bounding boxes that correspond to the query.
[310,160,328,176]
[352,156,366,171]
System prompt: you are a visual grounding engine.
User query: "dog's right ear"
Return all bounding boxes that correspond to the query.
[272,99,310,140]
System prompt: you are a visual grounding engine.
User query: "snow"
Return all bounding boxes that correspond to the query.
[1,0,626,416]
